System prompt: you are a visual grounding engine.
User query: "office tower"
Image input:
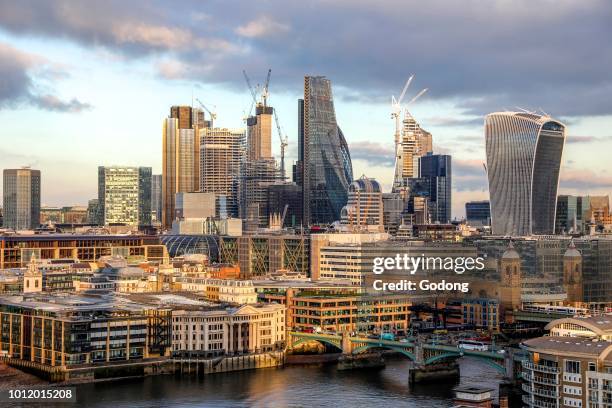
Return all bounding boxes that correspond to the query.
[485,112,566,236]
[555,195,586,234]
[241,100,280,228]
[2,168,41,230]
[162,106,207,229]
[98,166,152,226]
[465,200,491,227]
[86,199,101,224]
[382,193,408,235]
[298,76,353,226]
[200,128,245,217]
[419,153,452,223]
[247,104,273,161]
[174,192,216,219]
[151,174,162,226]
[393,113,433,191]
[267,183,303,228]
[340,176,384,232]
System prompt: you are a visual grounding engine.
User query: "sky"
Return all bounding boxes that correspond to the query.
[0,0,611,218]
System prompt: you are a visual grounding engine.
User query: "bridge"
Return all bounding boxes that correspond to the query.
[288,332,523,380]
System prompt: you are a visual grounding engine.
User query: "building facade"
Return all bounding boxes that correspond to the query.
[98,166,152,227]
[200,128,245,218]
[485,112,566,236]
[298,76,353,226]
[151,174,162,226]
[466,200,491,227]
[2,168,41,230]
[419,153,452,223]
[340,176,384,232]
[162,106,207,229]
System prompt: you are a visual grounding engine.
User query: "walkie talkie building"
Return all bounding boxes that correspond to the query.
[485,112,566,236]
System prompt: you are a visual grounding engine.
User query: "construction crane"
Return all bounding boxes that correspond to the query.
[242,70,259,119]
[195,98,217,127]
[262,68,271,107]
[391,75,428,191]
[273,109,289,180]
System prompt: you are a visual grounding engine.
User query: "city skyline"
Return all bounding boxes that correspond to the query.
[0,1,611,217]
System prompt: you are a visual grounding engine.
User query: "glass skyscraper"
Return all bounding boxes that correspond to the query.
[485,112,565,236]
[298,76,353,226]
[419,153,452,223]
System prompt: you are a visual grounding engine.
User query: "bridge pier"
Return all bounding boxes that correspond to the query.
[337,353,385,370]
[408,361,460,384]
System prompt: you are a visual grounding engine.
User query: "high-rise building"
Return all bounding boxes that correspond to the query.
[485,112,566,236]
[382,192,408,235]
[151,174,162,226]
[247,104,273,161]
[267,183,303,228]
[419,153,452,223]
[241,101,280,228]
[162,106,207,229]
[340,176,384,232]
[393,113,433,191]
[200,128,245,217]
[298,76,353,226]
[2,168,41,230]
[86,198,101,225]
[98,166,152,227]
[466,200,491,227]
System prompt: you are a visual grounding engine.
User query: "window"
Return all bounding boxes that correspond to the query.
[565,360,580,374]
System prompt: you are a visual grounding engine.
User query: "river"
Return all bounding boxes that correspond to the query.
[73,358,504,407]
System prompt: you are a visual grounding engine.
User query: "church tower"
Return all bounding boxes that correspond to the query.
[499,241,522,323]
[23,256,43,293]
[563,239,583,304]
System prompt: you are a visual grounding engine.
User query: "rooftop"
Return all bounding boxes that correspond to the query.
[522,336,612,360]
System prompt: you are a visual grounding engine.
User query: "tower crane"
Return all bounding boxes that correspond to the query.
[195,97,217,127]
[391,75,428,191]
[274,109,289,180]
[262,68,271,108]
[242,70,259,120]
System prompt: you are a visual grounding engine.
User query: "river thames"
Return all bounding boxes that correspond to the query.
[74,358,503,407]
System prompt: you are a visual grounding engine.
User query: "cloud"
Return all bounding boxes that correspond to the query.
[566,135,608,144]
[0,0,611,118]
[236,16,290,38]
[348,141,395,167]
[560,168,612,190]
[0,42,91,112]
[32,95,91,113]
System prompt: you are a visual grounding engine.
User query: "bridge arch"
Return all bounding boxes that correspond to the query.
[351,344,416,360]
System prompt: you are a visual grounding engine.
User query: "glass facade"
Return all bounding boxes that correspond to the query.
[419,153,452,223]
[465,200,491,226]
[485,112,565,235]
[98,166,151,226]
[301,76,353,226]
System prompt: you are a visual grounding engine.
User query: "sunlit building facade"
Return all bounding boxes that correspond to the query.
[2,168,41,230]
[98,166,151,227]
[200,128,245,218]
[485,112,565,236]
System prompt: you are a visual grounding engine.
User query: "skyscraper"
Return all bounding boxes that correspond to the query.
[2,168,41,230]
[298,76,353,226]
[98,166,151,226]
[151,174,162,226]
[419,153,452,223]
[340,176,384,232]
[162,106,207,229]
[200,128,245,217]
[485,112,565,236]
[465,200,491,227]
[241,99,280,228]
